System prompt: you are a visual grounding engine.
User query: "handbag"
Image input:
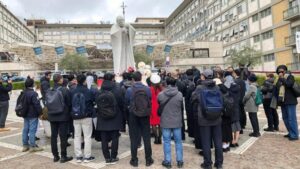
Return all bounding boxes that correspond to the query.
[157,94,175,116]
[293,82,300,97]
[270,96,277,109]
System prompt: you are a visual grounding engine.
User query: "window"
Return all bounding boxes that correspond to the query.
[190,48,209,58]
[262,30,273,40]
[264,54,275,62]
[261,8,271,18]
[237,5,243,15]
[253,35,260,43]
[252,14,259,22]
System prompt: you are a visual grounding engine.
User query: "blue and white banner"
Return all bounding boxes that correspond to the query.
[33,47,42,55]
[76,46,87,54]
[146,45,154,55]
[164,45,172,53]
[55,46,65,55]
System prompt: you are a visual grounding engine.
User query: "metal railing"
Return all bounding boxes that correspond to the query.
[283,5,300,20]
[285,35,296,46]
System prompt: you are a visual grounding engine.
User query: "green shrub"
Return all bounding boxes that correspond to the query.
[11,80,54,90]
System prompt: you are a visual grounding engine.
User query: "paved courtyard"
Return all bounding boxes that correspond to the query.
[0,90,299,169]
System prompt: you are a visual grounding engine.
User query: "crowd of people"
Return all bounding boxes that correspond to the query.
[0,64,299,169]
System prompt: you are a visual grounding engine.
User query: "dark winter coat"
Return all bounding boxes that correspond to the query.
[0,82,12,101]
[261,78,275,100]
[234,77,246,104]
[96,80,124,131]
[276,74,298,105]
[24,88,42,118]
[40,76,50,99]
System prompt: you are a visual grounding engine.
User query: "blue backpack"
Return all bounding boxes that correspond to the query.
[199,88,223,120]
[71,92,86,119]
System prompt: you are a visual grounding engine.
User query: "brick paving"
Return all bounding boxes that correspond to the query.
[0,90,299,169]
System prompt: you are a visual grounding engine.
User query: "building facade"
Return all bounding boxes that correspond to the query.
[0,2,34,44]
[165,0,295,71]
[34,23,165,45]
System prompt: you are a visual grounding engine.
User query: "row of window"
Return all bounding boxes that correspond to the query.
[264,53,274,62]
[252,8,271,22]
[253,30,273,43]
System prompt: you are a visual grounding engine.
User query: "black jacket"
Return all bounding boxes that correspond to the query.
[71,84,96,119]
[261,78,274,100]
[96,80,124,131]
[0,83,12,101]
[234,77,246,104]
[24,88,42,118]
[40,76,50,99]
[47,84,72,122]
[276,74,298,105]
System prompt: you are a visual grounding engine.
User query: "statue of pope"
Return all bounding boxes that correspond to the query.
[110,16,136,74]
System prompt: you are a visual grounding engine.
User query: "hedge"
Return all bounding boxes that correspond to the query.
[10,80,54,90]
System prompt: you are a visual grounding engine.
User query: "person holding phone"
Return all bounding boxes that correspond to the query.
[0,76,13,132]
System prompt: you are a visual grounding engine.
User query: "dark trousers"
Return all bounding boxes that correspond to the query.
[0,101,9,128]
[263,99,279,130]
[128,114,152,161]
[249,112,260,134]
[101,130,119,160]
[50,121,69,157]
[200,124,223,167]
[239,103,247,129]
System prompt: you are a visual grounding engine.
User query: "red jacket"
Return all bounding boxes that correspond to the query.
[150,86,161,125]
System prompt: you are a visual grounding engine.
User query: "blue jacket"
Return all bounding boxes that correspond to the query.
[71,84,95,119]
[24,88,42,118]
[125,82,151,109]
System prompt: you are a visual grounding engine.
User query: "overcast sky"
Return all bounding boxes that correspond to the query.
[1,0,182,24]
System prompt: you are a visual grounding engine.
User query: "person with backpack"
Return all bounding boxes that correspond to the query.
[214,71,232,153]
[275,65,299,141]
[21,77,43,152]
[158,77,184,168]
[223,72,241,148]
[0,76,12,132]
[47,74,73,163]
[191,69,223,169]
[232,69,247,134]
[261,73,279,132]
[243,74,261,137]
[96,73,123,164]
[149,74,162,144]
[125,71,154,167]
[71,74,95,163]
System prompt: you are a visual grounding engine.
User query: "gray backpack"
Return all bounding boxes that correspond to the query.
[45,87,65,114]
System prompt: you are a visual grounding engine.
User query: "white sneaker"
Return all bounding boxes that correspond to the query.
[84,156,95,163]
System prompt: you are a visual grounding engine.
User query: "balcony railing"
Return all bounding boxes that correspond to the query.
[285,35,296,46]
[283,5,300,21]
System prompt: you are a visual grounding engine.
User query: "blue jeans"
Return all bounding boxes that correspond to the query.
[281,105,299,139]
[162,128,183,163]
[22,118,38,147]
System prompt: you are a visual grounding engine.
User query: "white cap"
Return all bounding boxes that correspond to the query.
[150,74,161,84]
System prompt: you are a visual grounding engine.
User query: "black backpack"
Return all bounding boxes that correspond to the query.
[130,87,151,117]
[45,87,65,114]
[96,90,117,119]
[15,91,28,117]
[71,92,87,119]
